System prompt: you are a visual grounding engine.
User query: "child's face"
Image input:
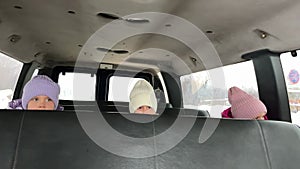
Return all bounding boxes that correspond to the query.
[134,105,156,115]
[27,95,55,110]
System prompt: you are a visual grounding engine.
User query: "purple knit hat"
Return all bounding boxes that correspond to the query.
[228,86,267,119]
[22,75,60,109]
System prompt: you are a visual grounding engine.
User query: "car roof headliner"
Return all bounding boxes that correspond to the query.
[1,0,300,75]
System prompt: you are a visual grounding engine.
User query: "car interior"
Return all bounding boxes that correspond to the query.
[0,0,300,168]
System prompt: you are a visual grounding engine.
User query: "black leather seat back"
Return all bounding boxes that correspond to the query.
[259,121,300,168]
[0,110,23,169]
[1,109,299,169]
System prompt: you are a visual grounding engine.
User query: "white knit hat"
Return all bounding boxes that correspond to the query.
[129,80,157,113]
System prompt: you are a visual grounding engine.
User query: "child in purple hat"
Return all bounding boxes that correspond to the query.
[8,75,63,110]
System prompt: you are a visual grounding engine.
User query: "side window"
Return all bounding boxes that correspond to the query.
[180,60,259,117]
[280,51,300,125]
[108,76,143,102]
[31,69,39,78]
[157,72,170,103]
[0,52,23,108]
[58,72,96,101]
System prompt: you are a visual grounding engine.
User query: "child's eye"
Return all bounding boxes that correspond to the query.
[45,98,52,102]
[33,98,39,101]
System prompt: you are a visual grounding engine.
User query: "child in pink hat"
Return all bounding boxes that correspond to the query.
[8,75,63,110]
[222,86,268,120]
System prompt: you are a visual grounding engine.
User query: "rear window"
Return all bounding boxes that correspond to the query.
[58,72,96,101]
[108,76,143,102]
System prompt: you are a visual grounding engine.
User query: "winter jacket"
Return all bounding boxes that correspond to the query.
[222,107,268,120]
[8,99,64,111]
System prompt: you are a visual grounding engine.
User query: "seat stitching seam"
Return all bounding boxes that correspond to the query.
[257,121,272,169]
[11,111,25,169]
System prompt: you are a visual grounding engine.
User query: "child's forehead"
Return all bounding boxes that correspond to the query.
[33,95,50,98]
[138,105,152,108]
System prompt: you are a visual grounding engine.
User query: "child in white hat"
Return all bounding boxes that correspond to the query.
[129,79,157,115]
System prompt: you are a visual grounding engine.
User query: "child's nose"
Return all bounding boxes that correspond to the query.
[39,100,46,107]
[141,106,150,112]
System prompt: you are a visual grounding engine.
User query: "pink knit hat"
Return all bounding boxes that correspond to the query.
[228,86,267,119]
